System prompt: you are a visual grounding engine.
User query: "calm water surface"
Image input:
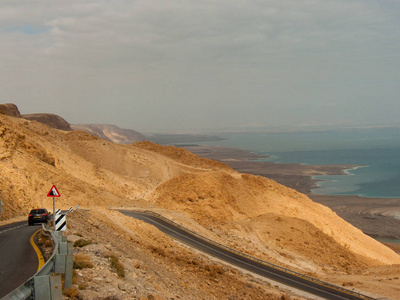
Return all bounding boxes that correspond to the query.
[200,128,400,198]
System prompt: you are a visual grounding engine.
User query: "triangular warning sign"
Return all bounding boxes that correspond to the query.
[47,185,61,197]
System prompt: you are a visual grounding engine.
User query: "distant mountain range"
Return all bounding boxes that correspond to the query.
[0,103,145,144]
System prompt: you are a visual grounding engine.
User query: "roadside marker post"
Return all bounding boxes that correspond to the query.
[0,199,3,221]
[47,185,61,231]
[55,214,67,231]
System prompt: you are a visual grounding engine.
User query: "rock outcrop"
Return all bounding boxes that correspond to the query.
[0,103,21,117]
[22,113,73,131]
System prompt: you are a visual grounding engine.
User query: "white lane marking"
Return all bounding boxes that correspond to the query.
[0,224,26,234]
[134,213,362,300]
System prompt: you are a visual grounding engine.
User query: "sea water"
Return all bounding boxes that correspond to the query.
[200,127,400,198]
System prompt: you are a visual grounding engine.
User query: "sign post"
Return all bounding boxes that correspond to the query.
[47,185,61,231]
[0,199,3,221]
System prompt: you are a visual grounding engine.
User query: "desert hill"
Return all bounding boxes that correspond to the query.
[71,124,146,144]
[22,113,73,131]
[0,103,145,144]
[1,105,400,299]
[0,103,73,131]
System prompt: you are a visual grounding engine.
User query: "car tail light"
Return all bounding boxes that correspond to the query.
[42,213,47,216]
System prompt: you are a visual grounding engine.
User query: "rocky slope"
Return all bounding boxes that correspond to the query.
[71,124,146,144]
[66,208,304,299]
[1,105,400,299]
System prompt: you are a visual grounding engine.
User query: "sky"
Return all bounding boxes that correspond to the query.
[1,0,400,133]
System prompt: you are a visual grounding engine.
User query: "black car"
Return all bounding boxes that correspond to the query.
[28,208,50,225]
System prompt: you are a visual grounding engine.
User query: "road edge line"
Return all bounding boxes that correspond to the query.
[30,229,45,271]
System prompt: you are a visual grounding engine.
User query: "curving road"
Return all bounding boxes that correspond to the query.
[121,210,375,300]
[0,221,41,298]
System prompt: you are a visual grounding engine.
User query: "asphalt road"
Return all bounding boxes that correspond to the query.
[121,210,375,300]
[0,221,40,298]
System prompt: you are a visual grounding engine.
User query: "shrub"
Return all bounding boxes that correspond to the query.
[148,245,165,256]
[73,254,94,269]
[63,286,79,298]
[109,255,125,278]
[73,239,92,248]
[44,239,53,247]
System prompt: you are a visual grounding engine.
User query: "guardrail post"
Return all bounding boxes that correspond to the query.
[64,256,73,289]
[54,231,66,243]
[34,275,50,300]
[55,254,66,273]
[64,243,74,289]
[67,242,73,256]
[58,242,68,254]
[59,241,67,254]
[55,234,68,273]
[49,274,62,300]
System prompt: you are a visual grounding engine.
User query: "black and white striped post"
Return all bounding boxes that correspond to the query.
[55,214,67,231]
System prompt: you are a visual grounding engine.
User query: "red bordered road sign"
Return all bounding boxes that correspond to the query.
[47,185,61,197]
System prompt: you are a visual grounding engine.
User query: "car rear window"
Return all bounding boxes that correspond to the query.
[30,209,46,214]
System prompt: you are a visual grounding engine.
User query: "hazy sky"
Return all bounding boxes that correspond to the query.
[1,1,399,132]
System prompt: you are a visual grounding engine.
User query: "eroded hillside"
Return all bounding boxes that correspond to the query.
[0,113,228,214]
[70,124,146,144]
[1,110,400,299]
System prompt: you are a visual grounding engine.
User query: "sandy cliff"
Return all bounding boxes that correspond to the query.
[71,124,146,144]
[1,108,400,299]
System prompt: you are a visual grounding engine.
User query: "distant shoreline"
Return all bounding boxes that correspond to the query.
[180,144,400,243]
[342,165,367,175]
[147,133,226,145]
[310,165,368,195]
[180,144,360,194]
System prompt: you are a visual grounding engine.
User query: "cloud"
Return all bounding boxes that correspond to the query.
[3,24,50,35]
[1,1,400,131]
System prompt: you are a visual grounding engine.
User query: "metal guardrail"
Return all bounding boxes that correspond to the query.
[139,210,376,300]
[2,224,60,300]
